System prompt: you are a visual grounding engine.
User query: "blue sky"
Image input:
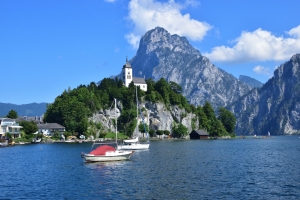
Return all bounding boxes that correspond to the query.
[1,0,300,105]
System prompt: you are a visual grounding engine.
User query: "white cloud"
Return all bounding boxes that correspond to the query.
[125,33,141,49]
[253,66,272,76]
[288,25,300,38]
[204,25,300,64]
[126,0,212,48]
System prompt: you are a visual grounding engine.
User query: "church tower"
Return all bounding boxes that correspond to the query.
[122,57,133,87]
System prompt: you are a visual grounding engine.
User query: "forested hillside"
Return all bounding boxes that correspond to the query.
[44,78,236,138]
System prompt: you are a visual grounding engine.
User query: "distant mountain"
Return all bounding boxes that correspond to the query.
[239,75,263,88]
[110,27,300,135]
[0,102,47,117]
[229,54,300,135]
[128,27,252,108]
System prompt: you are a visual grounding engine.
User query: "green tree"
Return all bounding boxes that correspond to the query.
[5,132,12,139]
[156,130,164,137]
[146,91,163,103]
[138,122,149,136]
[44,94,88,135]
[155,78,170,104]
[197,106,209,131]
[19,121,38,135]
[172,123,188,138]
[169,81,182,94]
[149,129,155,137]
[7,110,18,119]
[169,91,181,105]
[203,102,215,120]
[146,78,155,94]
[118,108,137,136]
[203,102,217,133]
[218,107,236,134]
[210,119,227,137]
[164,130,170,135]
[60,96,87,134]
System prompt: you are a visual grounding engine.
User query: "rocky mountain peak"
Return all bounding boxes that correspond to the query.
[291,53,300,60]
[130,27,252,108]
[273,53,300,82]
[137,27,200,56]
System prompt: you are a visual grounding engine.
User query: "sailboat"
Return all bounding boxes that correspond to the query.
[117,86,150,150]
[81,99,134,162]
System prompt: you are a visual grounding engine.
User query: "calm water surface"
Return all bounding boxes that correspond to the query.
[1,136,300,199]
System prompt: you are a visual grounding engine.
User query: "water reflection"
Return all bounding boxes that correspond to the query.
[83,160,128,170]
[1,137,300,199]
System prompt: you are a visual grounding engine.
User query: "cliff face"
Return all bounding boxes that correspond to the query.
[229,54,300,135]
[89,101,198,137]
[142,101,197,133]
[129,27,252,108]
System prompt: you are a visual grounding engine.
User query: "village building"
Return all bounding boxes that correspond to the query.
[122,58,147,91]
[37,123,65,136]
[189,129,209,140]
[16,115,44,124]
[0,118,23,139]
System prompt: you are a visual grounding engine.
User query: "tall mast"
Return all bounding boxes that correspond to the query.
[115,98,117,144]
[136,85,138,123]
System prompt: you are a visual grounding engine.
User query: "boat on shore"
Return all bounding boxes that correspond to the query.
[65,136,78,143]
[31,138,42,143]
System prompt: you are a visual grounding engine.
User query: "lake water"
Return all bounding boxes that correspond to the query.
[1,136,300,199]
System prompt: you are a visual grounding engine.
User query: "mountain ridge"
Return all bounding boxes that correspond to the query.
[239,75,263,88]
[0,102,47,117]
[129,27,252,108]
[229,54,300,135]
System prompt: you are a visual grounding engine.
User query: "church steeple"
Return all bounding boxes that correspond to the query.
[122,56,132,87]
[121,56,148,92]
[123,56,132,69]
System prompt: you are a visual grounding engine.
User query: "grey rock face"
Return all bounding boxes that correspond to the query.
[129,27,252,108]
[90,100,198,137]
[239,75,263,88]
[143,101,174,131]
[229,54,300,135]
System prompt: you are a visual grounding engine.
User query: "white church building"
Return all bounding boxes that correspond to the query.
[122,58,147,91]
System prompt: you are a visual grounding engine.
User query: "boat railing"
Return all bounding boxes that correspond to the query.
[91,141,118,150]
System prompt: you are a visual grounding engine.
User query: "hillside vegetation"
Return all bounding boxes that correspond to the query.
[43,78,236,138]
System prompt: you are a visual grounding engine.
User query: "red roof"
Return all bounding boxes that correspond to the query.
[89,145,115,155]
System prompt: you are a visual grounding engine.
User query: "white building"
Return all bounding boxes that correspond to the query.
[37,123,65,136]
[122,58,147,91]
[0,118,23,139]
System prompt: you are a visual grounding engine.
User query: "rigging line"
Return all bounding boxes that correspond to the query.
[135,85,149,141]
[109,99,115,111]
[138,102,149,141]
[107,99,116,129]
